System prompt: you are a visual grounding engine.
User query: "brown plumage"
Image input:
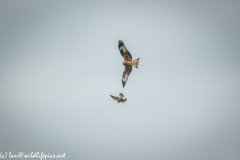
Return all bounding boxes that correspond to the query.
[110,93,127,103]
[118,40,140,88]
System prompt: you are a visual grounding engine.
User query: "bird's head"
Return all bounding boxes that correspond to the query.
[119,93,124,97]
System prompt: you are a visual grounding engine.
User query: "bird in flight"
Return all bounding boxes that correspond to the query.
[110,93,127,103]
[118,40,140,88]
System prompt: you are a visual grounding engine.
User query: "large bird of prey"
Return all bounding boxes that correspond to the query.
[110,93,127,103]
[118,40,140,88]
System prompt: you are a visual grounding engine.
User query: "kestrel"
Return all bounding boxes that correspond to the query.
[110,93,127,103]
[118,40,140,88]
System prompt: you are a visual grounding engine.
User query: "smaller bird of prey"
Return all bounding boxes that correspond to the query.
[110,93,127,103]
[118,40,140,88]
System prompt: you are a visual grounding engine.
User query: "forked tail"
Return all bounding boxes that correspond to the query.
[133,58,140,68]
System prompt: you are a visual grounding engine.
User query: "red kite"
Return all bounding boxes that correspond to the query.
[118,40,140,88]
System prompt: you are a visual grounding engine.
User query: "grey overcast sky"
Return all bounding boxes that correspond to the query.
[0,0,240,160]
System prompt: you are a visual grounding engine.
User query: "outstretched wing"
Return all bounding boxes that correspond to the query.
[110,95,119,101]
[122,98,127,103]
[118,40,132,61]
[122,65,132,88]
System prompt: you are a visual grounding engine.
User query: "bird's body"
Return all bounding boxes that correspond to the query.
[122,60,137,66]
[110,93,127,103]
[118,40,140,88]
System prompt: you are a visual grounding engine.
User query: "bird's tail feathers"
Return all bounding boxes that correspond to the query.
[133,58,140,68]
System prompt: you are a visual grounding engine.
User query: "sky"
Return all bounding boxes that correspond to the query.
[0,0,240,160]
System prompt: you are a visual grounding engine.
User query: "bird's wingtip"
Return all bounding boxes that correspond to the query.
[122,80,126,88]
